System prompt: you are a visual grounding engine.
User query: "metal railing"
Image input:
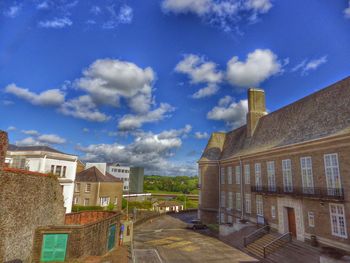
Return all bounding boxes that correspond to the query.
[263,232,292,258]
[251,186,344,200]
[243,225,270,247]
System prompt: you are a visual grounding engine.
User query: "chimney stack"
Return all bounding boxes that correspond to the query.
[246,88,266,138]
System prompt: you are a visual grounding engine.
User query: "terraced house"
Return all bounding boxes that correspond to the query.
[198,77,350,252]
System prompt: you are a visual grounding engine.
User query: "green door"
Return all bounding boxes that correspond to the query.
[40,234,68,262]
[108,224,116,250]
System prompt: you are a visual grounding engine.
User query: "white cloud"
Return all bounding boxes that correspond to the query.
[3,5,21,18]
[83,128,89,133]
[38,17,72,28]
[37,134,66,144]
[344,1,350,18]
[292,56,328,76]
[21,130,39,136]
[118,5,133,24]
[90,6,101,15]
[161,0,272,32]
[103,5,134,29]
[175,54,222,99]
[77,126,196,175]
[7,126,16,131]
[162,0,211,15]
[118,103,175,130]
[16,133,66,146]
[191,84,219,99]
[5,83,65,106]
[207,96,248,128]
[36,1,50,10]
[77,59,154,113]
[175,54,223,84]
[194,131,209,139]
[59,95,110,122]
[226,49,282,88]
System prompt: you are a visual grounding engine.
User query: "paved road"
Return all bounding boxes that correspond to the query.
[133,212,257,263]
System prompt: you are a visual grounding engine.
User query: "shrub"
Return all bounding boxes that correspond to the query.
[72,205,104,212]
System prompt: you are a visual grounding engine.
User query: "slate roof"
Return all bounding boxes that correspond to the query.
[7,144,74,155]
[76,166,123,183]
[200,76,350,161]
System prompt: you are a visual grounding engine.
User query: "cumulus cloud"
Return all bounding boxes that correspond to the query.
[207,96,248,128]
[226,49,282,88]
[175,54,222,98]
[344,1,350,18]
[77,59,154,113]
[16,133,66,146]
[175,54,223,84]
[292,56,328,76]
[59,95,110,122]
[77,126,196,175]
[5,83,65,106]
[161,0,272,32]
[3,4,21,18]
[118,103,175,130]
[194,131,209,139]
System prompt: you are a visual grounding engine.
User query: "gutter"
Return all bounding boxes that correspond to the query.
[239,156,244,220]
[218,160,221,225]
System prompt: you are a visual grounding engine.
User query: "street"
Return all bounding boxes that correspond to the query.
[133,212,257,263]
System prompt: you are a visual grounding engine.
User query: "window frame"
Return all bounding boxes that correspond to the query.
[235,166,241,185]
[255,163,262,190]
[324,153,342,196]
[282,159,293,193]
[267,161,276,192]
[300,157,314,194]
[244,164,250,184]
[256,195,263,216]
[85,183,91,193]
[329,203,347,238]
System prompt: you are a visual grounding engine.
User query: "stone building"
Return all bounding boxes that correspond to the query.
[73,166,123,210]
[0,131,66,262]
[198,77,350,251]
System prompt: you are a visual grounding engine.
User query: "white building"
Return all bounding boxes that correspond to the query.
[6,145,78,213]
[86,162,130,191]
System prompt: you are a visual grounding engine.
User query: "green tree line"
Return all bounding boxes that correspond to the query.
[144,175,198,194]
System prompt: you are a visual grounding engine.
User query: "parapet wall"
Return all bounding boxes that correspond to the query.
[0,131,8,169]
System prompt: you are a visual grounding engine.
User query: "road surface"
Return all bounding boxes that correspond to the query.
[133,212,257,263]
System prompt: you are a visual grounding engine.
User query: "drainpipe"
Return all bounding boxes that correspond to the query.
[218,161,221,224]
[239,156,244,220]
[97,182,101,206]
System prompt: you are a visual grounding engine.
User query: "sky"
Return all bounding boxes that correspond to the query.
[1,0,350,176]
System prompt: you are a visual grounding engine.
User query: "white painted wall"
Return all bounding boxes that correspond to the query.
[86,162,107,175]
[6,152,77,213]
[107,165,130,191]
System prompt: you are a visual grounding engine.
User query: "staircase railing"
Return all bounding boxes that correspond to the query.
[243,225,270,247]
[263,232,292,258]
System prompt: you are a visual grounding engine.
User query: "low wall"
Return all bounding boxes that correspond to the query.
[65,211,117,225]
[0,131,8,169]
[32,211,122,262]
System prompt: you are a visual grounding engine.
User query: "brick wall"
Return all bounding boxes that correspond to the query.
[0,131,8,169]
[65,211,117,225]
[32,211,122,262]
[0,170,65,262]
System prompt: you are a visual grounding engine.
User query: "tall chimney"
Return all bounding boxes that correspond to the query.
[246,88,266,138]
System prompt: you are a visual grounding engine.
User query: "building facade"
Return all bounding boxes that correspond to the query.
[198,77,350,252]
[73,166,123,210]
[129,167,144,194]
[86,162,131,191]
[6,145,78,213]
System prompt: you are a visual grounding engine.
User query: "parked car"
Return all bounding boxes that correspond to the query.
[186,219,207,230]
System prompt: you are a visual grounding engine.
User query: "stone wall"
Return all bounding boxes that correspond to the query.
[0,131,8,169]
[32,212,122,262]
[0,170,65,262]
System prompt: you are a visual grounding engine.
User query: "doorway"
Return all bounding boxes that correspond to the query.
[287,207,297,237]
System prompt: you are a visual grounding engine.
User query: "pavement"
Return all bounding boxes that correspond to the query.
[133,212,258,263]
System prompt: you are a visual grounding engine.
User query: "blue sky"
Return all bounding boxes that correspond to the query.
[1,0,350,175]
